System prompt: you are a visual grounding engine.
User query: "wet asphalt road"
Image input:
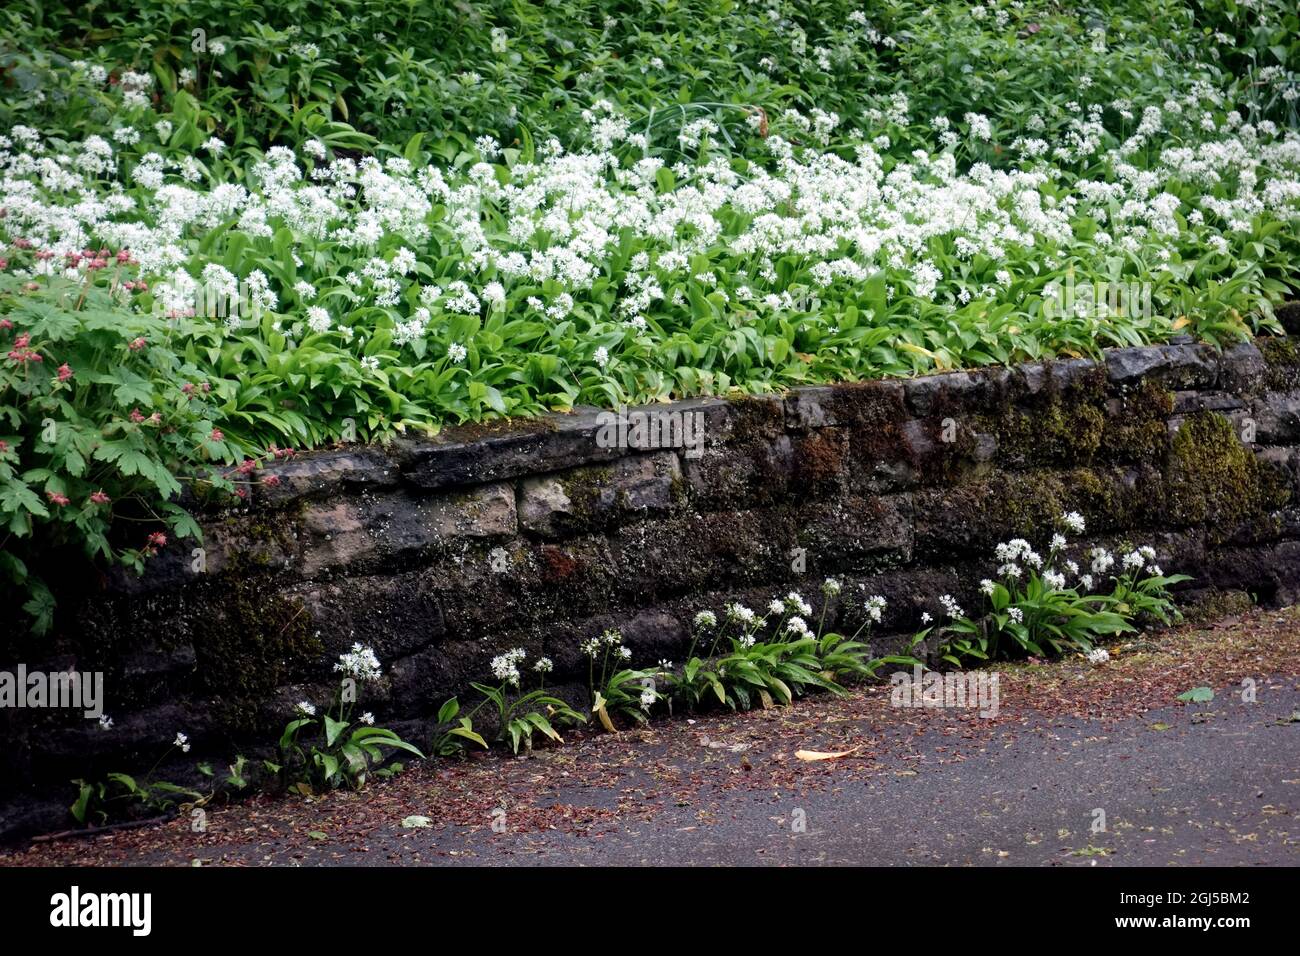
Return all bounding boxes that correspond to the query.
[407,683,1299,866]
[125,677,1294,867]
[6,621,1298,868]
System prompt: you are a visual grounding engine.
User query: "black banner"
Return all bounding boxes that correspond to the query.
[0,865,1287,942]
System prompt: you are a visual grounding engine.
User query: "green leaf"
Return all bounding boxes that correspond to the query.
[1,481,48,518]
[324,714,348,746]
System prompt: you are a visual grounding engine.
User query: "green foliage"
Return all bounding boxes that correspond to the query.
[7,1,1296,157]
[468,680,586,754]
[0,277,237,632]
[592,666,665,729]
[667,587,921,712]
[69,736,203,825]
[430,697,489,756]
[938,517,1189,665]
[275,684,424,792]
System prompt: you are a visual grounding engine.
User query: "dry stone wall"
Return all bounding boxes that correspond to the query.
[8,330,1300,836]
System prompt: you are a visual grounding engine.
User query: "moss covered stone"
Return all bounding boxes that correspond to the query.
[980,365,1107,469]
[190,563,323,731]
[1165,411,1289,539]
[993,399,1106,468]
[1258,335,1300,392]
[1100,380,1176,463]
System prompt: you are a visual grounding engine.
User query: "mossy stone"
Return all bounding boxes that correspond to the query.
[1165,412,1289,540]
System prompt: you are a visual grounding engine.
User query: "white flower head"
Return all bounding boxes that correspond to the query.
[1061,511,1086,534]
[306,306,331,334]
[490,648,526,686]
[725,603,756,625]
[1090,548,1115,575]
[336,643,383,682]
[939,594,965,619]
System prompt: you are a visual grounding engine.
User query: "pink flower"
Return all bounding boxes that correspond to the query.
[57,363,73,382]
[47,491,70,507]
[129,409,145,423]
[262,474,281,487]
[142,530,167,557]
[89,490,111,505]
[128,337,147,351]
[209,428,224,442]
